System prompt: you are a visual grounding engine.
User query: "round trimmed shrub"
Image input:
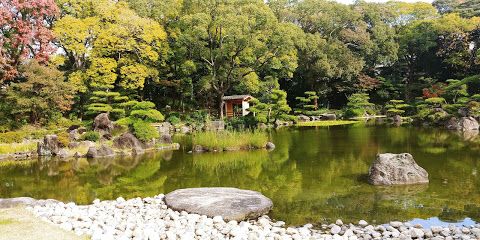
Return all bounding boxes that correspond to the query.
[132,120,159,142]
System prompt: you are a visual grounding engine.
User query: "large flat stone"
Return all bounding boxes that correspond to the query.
[164,187,273,221]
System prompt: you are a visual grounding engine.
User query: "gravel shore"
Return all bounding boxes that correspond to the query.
[28,195,480,240]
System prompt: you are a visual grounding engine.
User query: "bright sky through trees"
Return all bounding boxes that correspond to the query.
[335,0,433,4]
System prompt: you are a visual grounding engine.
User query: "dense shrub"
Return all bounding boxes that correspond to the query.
[132,120,159,142]
[414,98,449,125]
[111,124,128,137]
[0,131,27,144]
[184,110,210,127]
[57,132,70,147]
[166,115,181,125]
[82,131,100,142]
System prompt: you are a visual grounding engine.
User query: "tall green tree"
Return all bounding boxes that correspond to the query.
[54,0,169,117]
[433,0,480,18]
[5,61,75,125]
[177,0,298,117]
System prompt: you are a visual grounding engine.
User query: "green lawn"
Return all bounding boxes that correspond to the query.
[296,120,359,127]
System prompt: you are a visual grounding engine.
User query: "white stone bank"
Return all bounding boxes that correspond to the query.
[27,195,480,240]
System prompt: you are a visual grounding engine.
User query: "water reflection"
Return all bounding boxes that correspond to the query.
[0,126,480,226]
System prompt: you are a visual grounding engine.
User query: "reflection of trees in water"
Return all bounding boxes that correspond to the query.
[268,127,480,225]
[1,128,480,225]
[0,151,173,204]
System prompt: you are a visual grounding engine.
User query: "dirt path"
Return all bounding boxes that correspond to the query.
[0,207,87,240]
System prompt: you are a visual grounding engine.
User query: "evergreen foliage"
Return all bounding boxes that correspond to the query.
[295,91,319,116]
[1,0,480,129]
[248,90,293,124]
[385,100,411,116]
[85,91,129,120]
[344,93,375,118]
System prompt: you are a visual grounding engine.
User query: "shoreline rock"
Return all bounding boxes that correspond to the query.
[165,187,273,222]
[17,195,480,240]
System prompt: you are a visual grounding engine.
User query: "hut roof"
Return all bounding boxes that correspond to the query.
[222,95,252,101]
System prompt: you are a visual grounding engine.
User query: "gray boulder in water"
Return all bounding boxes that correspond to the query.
[368,153,429,185]
[37,135,60,156]
[459,117,479,131]
[113,132,143,150]
[265,142,275,150]
[85,145,115,158]
[164,187,273,221]
[446,117,479,131]
[297,115,310,122]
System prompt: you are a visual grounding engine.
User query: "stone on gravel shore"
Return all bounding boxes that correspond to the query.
[0,197,59,208]
[164,187,273,221]
[368,153,429,185]
[0,197,37,208]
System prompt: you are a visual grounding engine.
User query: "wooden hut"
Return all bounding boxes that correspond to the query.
[222,95,253,118]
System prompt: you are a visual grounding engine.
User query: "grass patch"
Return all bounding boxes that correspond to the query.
[0,160,36,169]
[0,218,15,225]
[0,125,62,144]
[0,142,37,155]
[192,150,269,171]
[296,120,359,127]
[192,131,268,151]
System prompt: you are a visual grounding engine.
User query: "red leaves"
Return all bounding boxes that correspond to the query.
[355,73,380,91]
[422,83,446,98]
[0,0,59,83]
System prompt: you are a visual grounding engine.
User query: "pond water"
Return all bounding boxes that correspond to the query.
[1,125,480,227]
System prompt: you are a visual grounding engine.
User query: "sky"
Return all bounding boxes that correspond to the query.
[334,0,434,4]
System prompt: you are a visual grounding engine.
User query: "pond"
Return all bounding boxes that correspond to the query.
[1,125,480,227]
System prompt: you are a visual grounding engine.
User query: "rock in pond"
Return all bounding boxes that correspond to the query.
[37,135,61,156]
[164,187,273,221]
[85,145,115,158]
[459,117,479,131]
[446,116,479,131]
[368,153,429,185]
[113,132,143,151]
[319,113,336,121]
[266,142,275,150]
[297,115,310,122]
[160,133,173,144]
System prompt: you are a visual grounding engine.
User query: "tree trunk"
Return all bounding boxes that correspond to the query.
[405,56,415,101]
[219,93,224,120]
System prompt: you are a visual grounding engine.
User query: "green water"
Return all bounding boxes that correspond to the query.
[1,125,480,226]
